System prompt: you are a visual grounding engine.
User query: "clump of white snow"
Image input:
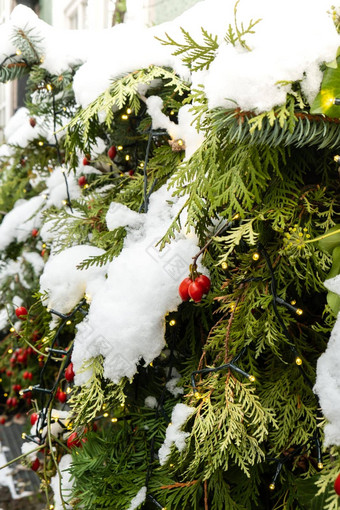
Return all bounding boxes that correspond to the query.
[39,245,108,314]
[127,486,147,510]
[166,367,184,397]
[0,196,45,250]
[145,396,158,409]
[158,403,195,465]
[146,97,205,159]
[50,454,73,510]
[21,441,39,463]
[314,275,340,446]
[71,185,203,385]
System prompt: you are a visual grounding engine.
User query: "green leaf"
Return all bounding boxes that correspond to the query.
[310,57,340,117]
[326,245,340,314]
[317,225,340,254]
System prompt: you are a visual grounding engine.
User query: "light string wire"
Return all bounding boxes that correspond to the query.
[50,82,73,213]
[144,320,176,509]
[22,299,87,443]
[258,243,323,486]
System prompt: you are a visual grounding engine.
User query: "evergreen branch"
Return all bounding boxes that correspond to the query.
[155,27,219,71]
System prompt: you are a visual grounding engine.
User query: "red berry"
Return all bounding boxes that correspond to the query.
[31,228,39,237]
[195,275,211,294]
[29,117,36,128]
[11,397,18,407]
[0,417,6,425]
[334,473,340,496]
[6,370,12,377]
[188,281,205,303]
[13,384,21,392]
[30,413,39,426]
[32,330,40,343]
[57,391,67,403]
[23,391,32,400]
[28,372,33,380]
[6,398,12,407]
[17,354,26,364]
[108,146,117,160]
[65,363,75,382]
[128,170,134,176]
[15,307,28,320]
[78,175,87,187]
[83,157,90,166]
[67,431,81,449]
[31,458,40,471]
[41,249,46,257]
[179,278,193,301]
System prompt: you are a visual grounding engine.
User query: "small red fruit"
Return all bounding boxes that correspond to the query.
[29,117,36,128]
[334,473,340,496]
[6,370,12,377]
[41,249,46,257]
[15,307,28,320]
[67,431,81,449]
[195,275,211,294]
[188,281,205,303]
[31,228,39,237]
[30,413,39,426]
[78,175,87,187]
[31,458,40,471]
[128,170,134,176]
[6,397,13,407]
[0,417,6,425]
[65,363,75,382]
[108,145,117,160]
[11,397,18,407]
[57,391,67,403]
[83,157,90,166]
[28,372,33,380]
[179,278,193,301]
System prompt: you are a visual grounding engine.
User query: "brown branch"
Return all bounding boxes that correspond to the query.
[204,480,208,510]
[160,480,198,489]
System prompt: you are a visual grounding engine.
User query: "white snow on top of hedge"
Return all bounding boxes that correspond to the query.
[0,0,338,112]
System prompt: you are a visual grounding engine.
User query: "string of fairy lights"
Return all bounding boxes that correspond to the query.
[3,59,337,506]
[188,233,324,491]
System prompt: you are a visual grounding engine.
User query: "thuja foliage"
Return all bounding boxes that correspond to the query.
[0,8,340,510]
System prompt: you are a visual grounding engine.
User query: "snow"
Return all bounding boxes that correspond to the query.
[71,185,202,385]
[146,97,205,159]
[21,442,38,463]
[144,396,158,409]
[39,245,108,314]
[50,454,73,510]
[127,486,147,510]
[0,446,32,499]
[4,108,51,148]
[166,367,184,397]
[158,403,195,465]
[1,1,337,114]
[314,276,340,446]
[44,167,81,208]
[0,196,45,250]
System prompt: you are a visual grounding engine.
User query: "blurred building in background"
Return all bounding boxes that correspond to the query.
[0,0,200,140]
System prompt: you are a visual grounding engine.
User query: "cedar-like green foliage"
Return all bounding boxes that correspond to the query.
[0,11,340,510]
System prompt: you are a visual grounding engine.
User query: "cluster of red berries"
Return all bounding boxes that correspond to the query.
[179,274,211,303]
[10,346,33,366]
[67,431,87,449]
[6,397,18,408]
[23,370,33,380]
